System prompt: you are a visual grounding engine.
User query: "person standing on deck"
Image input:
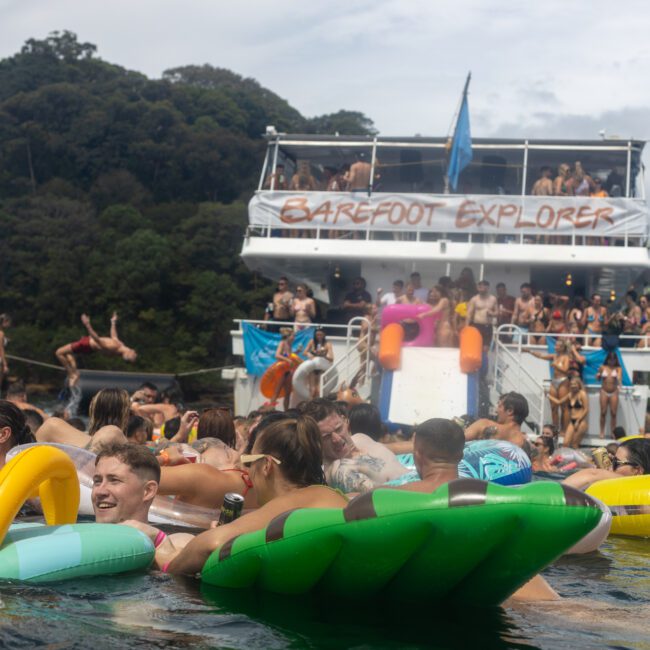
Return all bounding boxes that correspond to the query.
[467,280,498,351]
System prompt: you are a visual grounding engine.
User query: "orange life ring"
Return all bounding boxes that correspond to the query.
[260,354,302,398]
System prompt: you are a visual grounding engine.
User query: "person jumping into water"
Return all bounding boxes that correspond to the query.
[56,312,137,387]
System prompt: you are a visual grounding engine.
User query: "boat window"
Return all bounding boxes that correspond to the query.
[374,146,446,193]
[262,143,373,191]
[449,147,525,196]
[525,148,629,197]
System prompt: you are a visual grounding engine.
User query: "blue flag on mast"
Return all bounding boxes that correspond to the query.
[447,78,472,191]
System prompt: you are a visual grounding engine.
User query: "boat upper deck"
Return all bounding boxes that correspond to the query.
[244,134,649,266]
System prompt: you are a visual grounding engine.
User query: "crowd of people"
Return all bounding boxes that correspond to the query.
[1,384,649,601]
[530,163,624,198]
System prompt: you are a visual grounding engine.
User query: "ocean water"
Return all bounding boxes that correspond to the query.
[0,535,648,649]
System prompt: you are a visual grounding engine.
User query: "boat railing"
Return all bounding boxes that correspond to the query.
[493,325,545,428]
[245,224,647,248]
[232,319,361,336]
[319,317,372,399]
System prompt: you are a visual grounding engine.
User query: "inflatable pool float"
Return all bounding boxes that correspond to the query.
[392,440,531,486]
[586,475,650,538]
[260,354,302,398]
[380,304,438,347]
[8,443,218,529]
[0,447,154,582]
[0,522,154,582]
[292,356,332,401]
[565,495,612,554]
[552,447,592,470]
[201,478,602,606]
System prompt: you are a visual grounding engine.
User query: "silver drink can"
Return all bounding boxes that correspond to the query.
[218,492,245,525]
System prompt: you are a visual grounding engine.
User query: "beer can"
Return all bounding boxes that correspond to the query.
[592,447,612,470]
[218,492,245,525]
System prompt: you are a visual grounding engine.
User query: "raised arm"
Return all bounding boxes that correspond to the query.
[110,312,119,340]
[81,314,103,346]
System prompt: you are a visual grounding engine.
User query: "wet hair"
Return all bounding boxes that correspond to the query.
[0,400,35,448]
[538,435,555,456]
[612,426,627,440]
[160,385,185,409]
[298,398,338,423]
[88,388,130,436]
[127,415,153,442]
[161,416,180,439]
[619,438,650,474]
[137,382,159,397]
[22,408,44,434]
[197,408,236,448]
[95,443,161,483]
[66,417,86,432]
[6,381,26,399]
[414,418,465,463]
[254,416,326,486]
[500,392,529,425]
[348,403,383,441]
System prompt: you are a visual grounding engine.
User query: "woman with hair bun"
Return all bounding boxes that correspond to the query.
[0,399,36,468]
[153,415,347,575]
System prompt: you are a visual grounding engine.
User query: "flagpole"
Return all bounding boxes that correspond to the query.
[444,72,472,194]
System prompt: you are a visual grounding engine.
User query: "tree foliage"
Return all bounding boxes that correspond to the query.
[0,32,376,384]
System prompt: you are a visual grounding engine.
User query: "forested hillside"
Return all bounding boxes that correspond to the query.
[0,31,375,385]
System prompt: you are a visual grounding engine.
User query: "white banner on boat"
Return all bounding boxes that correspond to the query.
[249,192,648,236]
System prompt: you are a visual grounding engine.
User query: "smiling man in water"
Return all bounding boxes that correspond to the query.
[92,443,160,524]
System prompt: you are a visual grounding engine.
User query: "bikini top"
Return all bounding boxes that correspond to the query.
[587,310,605,323]
[222,469,254,496]
[570,396,584,409]
[600,367,618,379]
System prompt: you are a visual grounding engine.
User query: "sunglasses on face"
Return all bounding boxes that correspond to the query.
[240,454,281,468]
[612,457,637,471]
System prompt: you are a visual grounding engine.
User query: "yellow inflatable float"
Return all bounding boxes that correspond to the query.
[586,475,650,538]
[0,446,79,542]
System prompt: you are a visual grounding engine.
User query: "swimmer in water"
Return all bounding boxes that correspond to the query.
[0,399,36,469]
[55,312,137,387]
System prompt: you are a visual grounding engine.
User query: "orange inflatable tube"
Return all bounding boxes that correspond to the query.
[459,326,483,374]
[0,446,79,544]
[379,323,404,370]
[260,354,302,398]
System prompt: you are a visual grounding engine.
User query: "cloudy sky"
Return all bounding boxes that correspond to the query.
[1,0,650,141]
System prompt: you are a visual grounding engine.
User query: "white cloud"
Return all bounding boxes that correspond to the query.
[0,0,649,139]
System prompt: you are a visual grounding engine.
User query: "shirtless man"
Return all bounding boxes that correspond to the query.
[347,153,373,191]
[467,280,498,349]
[55,312,137,386]
[464,392,532,456]
[531,167,554,196]
[387,417,558,602]
[301,399,407,493]
[270,277,294,326]
[511,283,534,342]
[5,381,49,422]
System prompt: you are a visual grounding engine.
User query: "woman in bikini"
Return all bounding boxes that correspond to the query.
[532,436,556,473]
[418,285,454,346]
[597,352,622,439]
[566,297,586,335]
[143,415,348,574]
[553,163,572,196]
[620,290,641,348]
[525,340,571,430]
[529,294,549,345]
[304,328,334,398]
[582,293,608,347]
[291,284,316,329]
[556,377,588,448]
[546,309,566,337]
[270,327,298,411]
